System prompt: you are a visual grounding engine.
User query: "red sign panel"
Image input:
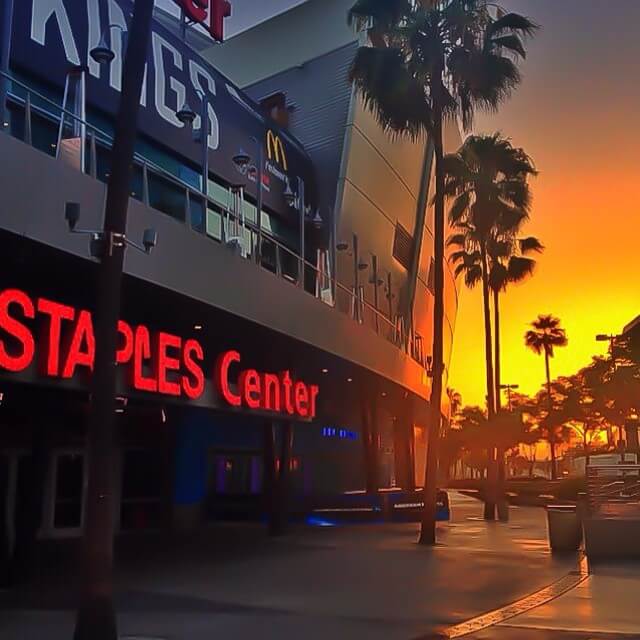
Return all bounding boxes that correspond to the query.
[175,0,232,42]
[0,288,319,419]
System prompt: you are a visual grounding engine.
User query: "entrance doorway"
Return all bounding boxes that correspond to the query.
[45,449,87,537]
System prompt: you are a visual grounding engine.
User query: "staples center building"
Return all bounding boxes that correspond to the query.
[0,0,459,541]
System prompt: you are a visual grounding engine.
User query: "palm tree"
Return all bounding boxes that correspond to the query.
[446,135,537,418]
[525,315,568,478]
[348,0,537,544]
[489,234,542,518]
[446,134,536,518]
[490,235,543,410]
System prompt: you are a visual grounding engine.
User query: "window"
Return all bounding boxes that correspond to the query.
[392,223,414,271]
[148,172,186,222]
[427,258,436,294]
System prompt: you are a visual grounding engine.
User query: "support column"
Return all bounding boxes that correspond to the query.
[0,454,9,587]
[394,398,415,490]
[262,421,277,536]
[172,418,208,532]
[272,422,293,536]
[360,400,378,494]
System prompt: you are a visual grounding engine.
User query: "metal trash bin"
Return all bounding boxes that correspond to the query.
[546,504,582,552]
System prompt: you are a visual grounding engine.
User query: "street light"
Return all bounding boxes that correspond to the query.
[285,176,308,289]
[175,90,210,198]
[232,137,264,264]
[90,24,127,65]
[499,383,519,411]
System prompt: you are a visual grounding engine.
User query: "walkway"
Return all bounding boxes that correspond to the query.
[2,493,636,639]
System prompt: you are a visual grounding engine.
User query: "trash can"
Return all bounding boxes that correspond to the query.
[546,504,582,552]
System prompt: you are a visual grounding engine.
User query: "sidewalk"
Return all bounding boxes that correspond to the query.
[2,493,636,639]
[489,564,640,638]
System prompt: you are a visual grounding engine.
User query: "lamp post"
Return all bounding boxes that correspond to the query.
[499,383,519,412]
[284,177,323,290]
[176,91,210,197]
[232,139,264,264]
[73,3,154,639]
[284,177,306,289]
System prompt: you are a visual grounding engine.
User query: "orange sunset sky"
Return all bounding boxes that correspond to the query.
[448,0,640,406]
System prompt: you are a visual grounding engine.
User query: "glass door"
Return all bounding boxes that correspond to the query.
[50,450,86,537]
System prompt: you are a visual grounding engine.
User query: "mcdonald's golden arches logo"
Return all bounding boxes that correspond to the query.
[266,130,288,171]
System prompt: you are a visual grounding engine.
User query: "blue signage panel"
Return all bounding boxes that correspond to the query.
[7,0,315,219]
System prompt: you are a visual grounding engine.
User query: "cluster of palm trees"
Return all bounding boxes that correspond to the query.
[446,134,543,519]
[347,0,539,542]
[445,315,640,483]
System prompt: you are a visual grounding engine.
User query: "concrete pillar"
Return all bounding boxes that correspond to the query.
[272,421,293,536]
[172,418,208,531]
[393,401,415,490]
[360,400,378,494]
[262,421,277,535]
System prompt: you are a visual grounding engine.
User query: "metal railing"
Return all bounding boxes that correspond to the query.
[587,464,640,518]
[0,71,430,371]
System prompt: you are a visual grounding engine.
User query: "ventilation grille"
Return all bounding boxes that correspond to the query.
[392,223,414,271]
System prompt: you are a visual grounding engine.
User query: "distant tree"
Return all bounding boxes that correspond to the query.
[525,315,568,479]
[550,374,603,466]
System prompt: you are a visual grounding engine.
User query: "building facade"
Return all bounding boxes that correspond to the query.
[0,0,458,547]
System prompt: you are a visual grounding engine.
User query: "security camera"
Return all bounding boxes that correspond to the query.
[142,228,157,253]
[65,202,80,231]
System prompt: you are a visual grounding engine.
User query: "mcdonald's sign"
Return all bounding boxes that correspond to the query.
[266,130,288,172]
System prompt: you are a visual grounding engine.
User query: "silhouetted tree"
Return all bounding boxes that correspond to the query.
[348,0,538,544]
[525,315,568,478]
[446,134,537,517]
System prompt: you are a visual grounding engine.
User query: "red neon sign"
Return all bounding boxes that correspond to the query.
[175,0,232,42]
[0,288,319,419]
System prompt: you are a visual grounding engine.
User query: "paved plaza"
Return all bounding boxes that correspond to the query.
[1,493,639,639]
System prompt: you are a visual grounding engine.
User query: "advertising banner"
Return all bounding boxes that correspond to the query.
[7,0,315,219]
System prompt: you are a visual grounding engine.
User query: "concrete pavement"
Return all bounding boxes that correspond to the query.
[1,492,639,639]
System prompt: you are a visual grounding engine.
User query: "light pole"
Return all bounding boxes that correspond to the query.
[336,235,369,322]
[232,139,264,264]
[73,3,155,639]
[500,383,519,412]
[284,177,322,290]
[176,91,210,197]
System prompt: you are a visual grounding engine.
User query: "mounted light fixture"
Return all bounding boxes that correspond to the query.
[232,148,251,171]
[176,101,197,127]
[90,24,126,66]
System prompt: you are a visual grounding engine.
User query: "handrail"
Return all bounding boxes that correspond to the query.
[1,70,426,369]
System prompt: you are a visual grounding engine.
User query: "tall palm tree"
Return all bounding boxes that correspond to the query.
[445,134,536,518]
[348,0,537,544]
[445,135,537,419]
[524,314,568,479]
[490,234,542,518]
[450,230,541,516]
[490,235,544,410]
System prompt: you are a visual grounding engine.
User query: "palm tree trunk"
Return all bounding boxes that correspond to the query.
[549,439,557,480]
[73,2,154,638]
[544,350,557,480]
[584,432,590,467]
[493,289,508,521]
[405,139,435,332]
[481,244,496,520]
[419,105,444,546]
[494,289,501,413]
